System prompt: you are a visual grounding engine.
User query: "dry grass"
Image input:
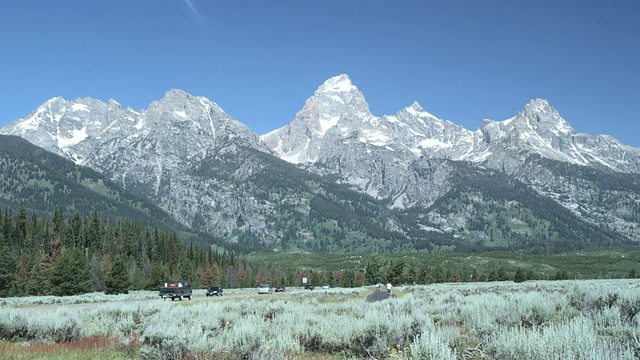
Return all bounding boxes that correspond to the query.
[0,336,140,360]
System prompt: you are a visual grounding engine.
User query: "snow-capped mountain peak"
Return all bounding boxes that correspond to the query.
[317,74,357,93]
[401,101,439,121]
[519,99,570,129]
[261,74,376,163]
[263,77,640,208]
[0,89,266,166]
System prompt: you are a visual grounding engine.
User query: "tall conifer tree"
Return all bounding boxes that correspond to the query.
[104,256,131,295]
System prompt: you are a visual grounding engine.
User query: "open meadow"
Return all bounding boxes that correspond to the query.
[1,279,640,359]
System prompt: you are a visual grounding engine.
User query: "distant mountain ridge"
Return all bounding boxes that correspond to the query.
[264,75,640,173]
[2,74,639,253]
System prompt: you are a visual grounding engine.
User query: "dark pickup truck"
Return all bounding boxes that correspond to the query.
[159,280,192,301]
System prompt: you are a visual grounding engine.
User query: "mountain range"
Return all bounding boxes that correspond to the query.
[2,74,639,254]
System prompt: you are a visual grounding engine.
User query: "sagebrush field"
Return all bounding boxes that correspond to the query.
[1,279,639,359]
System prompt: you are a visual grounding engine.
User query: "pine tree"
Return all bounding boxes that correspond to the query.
[432,265,446,283]
[49,248,93,296]
[0,246,17,297]
[148,263,167,290]
[13,253,32,296]
[15,203,27,247]
[104,256,131,295]
[497,267,509,281]
[86,210,102,251]
[362,255,383,284]
[26,258,47,296]
[52,207,65,238]
[386,259,405,285]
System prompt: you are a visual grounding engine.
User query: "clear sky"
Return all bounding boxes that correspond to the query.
[1,1,638,146]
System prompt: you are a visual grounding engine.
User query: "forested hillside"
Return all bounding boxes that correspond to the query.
[0,135,185,232]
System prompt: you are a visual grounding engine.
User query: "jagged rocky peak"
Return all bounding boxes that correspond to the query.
[147,88,227,125]
[521,98,560,118]
[46,96,67,106]
[317,74,358,93]
[260,74,376,164]
[305,74,370,112]
[514,98,574,135]
[107,98,122,108]
[162,88,193,100]
[399,101,438,119]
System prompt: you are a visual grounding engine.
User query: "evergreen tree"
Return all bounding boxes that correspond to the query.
[386,259,405,285]
[405,265,417,285]
[104,256,131,295]
[627,268,637,279]
[0,246,17,297]
[49,248,93,296]
[52,207,65,238]
[514,268,526,283]
[2,209,12,244]
[86,210,102,251]
[26,258,47,296]
[362,255,383,284]
[432,265,446,283]
[13,253,32,296]
[15,203,27,247]
[554,270,570,280]
[488,269,499,282]
[148,263,167,290]
[497,267,509,281]
[66,212,83,249]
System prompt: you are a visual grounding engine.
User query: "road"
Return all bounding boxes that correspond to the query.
[8,290,288,313]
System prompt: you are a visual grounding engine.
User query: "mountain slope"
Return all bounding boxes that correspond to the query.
[262,74,640,245]
[2,76,639,253]
[0,93,428,252]
[263,76,640,206]
[0,134,190,234]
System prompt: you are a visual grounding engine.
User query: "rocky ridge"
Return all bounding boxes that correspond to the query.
[2,75,640,250]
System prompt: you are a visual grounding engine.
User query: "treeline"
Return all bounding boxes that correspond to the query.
[4,202,632,299]
[0,204,391,297]
[0,204,312,297]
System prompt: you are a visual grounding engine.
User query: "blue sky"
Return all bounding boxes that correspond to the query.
[1,1,638,146]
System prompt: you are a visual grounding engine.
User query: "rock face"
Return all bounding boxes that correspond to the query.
[3,74,640,250]
[1,89,274,239]
[262,75,640,242]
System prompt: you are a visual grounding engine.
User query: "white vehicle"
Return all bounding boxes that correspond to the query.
[257,284,272,294]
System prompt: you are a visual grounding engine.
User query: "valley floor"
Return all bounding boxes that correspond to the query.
[1,279,639,359]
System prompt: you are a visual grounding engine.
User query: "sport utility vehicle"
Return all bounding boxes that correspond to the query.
[159,280,192,301]
[206,286,223,297]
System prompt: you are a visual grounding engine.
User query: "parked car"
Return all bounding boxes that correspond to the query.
[322,284,331,289]
[206,286,223,297]
[304,284,314,290]
[275,285,285,292]
[159,280,192,301]
[258,284,272,294]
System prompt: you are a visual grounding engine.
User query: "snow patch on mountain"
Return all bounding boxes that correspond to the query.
[71,104,90,112]
[57,127,88,148]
